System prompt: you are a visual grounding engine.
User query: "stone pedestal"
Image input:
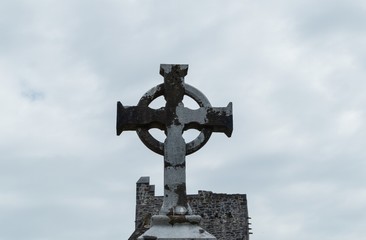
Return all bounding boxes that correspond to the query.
[137,215,216,240]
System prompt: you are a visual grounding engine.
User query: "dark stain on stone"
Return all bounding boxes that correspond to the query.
[143,236,157,240]
[164,160,172,168]
[176,183,187,207]
[168,215,186,225]
[164,161,185,169]
[167,208,174,216]
[174,162,185,168]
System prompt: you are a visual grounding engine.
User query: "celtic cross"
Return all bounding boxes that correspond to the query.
[117,64,233,216]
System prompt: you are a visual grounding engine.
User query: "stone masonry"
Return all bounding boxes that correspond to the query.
[129,177,251,240]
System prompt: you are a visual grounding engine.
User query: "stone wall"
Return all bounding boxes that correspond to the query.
[129,177,251,240]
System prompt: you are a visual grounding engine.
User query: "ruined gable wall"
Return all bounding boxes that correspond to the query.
[129,177,250,240]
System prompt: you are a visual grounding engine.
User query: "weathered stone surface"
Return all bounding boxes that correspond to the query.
[129,177,250,240]
[117,64,232,218]
[117,64,236,240]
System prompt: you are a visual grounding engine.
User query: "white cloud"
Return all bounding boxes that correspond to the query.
[336,110,363,136]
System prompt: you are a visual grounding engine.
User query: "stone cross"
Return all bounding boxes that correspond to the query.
[117,64,232,216]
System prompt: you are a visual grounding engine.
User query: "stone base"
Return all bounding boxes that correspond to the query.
[137,215,216,240]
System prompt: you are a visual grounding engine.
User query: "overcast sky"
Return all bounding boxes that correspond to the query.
[1,0,366,239]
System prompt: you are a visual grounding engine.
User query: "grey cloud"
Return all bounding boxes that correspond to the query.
[1,1,366,240]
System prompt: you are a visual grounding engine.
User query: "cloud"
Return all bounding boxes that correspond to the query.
[1,1,366,240]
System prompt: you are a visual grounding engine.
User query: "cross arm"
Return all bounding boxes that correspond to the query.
[205,102,233,137]
[116,101,166,135]
[179,102,233,137]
